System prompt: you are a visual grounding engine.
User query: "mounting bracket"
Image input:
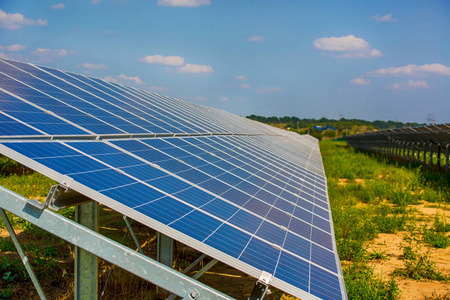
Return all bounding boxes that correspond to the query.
[44,184,92,211]
[248,271,272,300]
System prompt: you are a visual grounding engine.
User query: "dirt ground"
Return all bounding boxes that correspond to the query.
[366,201,450,300]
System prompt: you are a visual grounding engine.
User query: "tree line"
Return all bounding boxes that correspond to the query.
[246,115,426,139]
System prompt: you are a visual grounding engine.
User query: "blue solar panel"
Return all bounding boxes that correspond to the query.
[0,58,347,300]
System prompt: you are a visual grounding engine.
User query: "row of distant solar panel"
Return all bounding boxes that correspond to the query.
[0,58,346,300]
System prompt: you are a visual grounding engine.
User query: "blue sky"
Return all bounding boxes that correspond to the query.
[1,0,449,123]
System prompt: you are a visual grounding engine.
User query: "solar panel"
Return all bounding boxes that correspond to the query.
[0,58,346,300]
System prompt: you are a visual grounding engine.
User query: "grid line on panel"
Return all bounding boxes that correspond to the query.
[213,136,328,200]
[73,73,205,134]
[127,87,226,134]
[100,83,213,134]
[0,110,47,136]
[162,136,331,232]
[35,66,178,135]
[4,60,156,135]
[0,86,94,136]
[212,136,324,195]
[0,63,126,135]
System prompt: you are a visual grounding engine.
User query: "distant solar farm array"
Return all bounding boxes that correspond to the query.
[344,124,450,172]
[0,58,346,300]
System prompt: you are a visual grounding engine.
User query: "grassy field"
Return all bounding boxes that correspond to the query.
[321,140,450,300]
[1,141,450,299]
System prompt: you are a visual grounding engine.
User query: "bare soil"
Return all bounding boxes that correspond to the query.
[366,201,450,300]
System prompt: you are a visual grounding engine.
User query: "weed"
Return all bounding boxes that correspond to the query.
[394,231,446,280]
[422,213,450,248]
[367,249,388,260]
[0,288,13,299]
[433,213,450,232]
[0,238,14,252]
[344,261,400,300]
[423,229,450,249]
[372,205,408,234]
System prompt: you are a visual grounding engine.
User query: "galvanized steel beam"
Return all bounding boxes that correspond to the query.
[0,186,233,300]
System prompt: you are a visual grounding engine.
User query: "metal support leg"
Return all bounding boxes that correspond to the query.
[75,202,99,300]
[0,209,47,300]
[430,143,433,166]
[437,144,442,169]
[446,145,449,172]
[248,281,268,300]
[123,215,144,254]
[423,143,427,164]
[248,271,271,300]
[157,232,173,294]
[157,232,173,267]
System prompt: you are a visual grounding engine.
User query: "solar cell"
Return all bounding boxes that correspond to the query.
[0,58,346,300]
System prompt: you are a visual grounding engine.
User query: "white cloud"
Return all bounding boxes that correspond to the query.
[236,75,247,81]
[220,97,228,101]
[0,52,7,59]
[350,78,371,85]
[371,14,397,22]
[140,55,185,66]
[196,96,208,101]
[91,0,101,4]
[387,80,430,90]
[247,35,265,42]
[148,85,167,91]
[103,76,119,83]
[313,35,382,58]
[0,44,26,52]
[258,86,281,93]
[31,48,68,57]
[241,83,250,89]
[119,74,145,85]
[177,64,213,74]
[82,63,109,70]
[368,63,450,77]
[50,3,65,10]
[157,0,210,7]
[0,9,48,30]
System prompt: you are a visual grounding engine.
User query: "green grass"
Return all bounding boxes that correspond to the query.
[320,140,450,299]
[344,261,400,300]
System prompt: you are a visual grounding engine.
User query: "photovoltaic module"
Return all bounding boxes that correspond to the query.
[0,58,347,300]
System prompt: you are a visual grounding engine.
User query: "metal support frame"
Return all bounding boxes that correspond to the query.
[157,232,174,267]
[74,201,99,300]
[157,232,174,294]
[445,144,450,172]
[44,184,92,210]
[248,271,272,300]
[423,143,427,164]
[0,208,47,300]
[430,143,433,166]
[0,185,233,300]
[123,215,144,254]
[166,258,218,300]
[437,144,441,169]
